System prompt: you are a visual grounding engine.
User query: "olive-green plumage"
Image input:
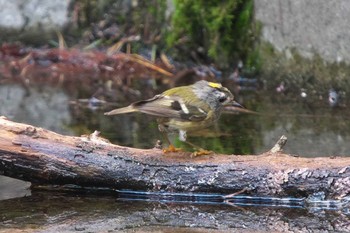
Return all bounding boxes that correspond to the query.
[105,80,242,152]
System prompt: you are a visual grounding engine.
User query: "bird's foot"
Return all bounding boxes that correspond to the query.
[163,144,183,153]
[192,149,213,157]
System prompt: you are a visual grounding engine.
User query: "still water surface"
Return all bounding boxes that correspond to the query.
[0,80,349,231]
[0,190,349,232]
[2,82,348,156]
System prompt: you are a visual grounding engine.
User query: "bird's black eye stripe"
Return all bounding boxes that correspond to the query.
[171,101,182,110]
[218,95,227,103]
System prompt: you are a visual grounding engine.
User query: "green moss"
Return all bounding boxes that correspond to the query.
[65,1,261,68]
[166,0,258,68]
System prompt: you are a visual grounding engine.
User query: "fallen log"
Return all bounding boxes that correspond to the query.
[0,116,349,200]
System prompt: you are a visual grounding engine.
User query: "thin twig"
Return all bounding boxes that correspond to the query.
[270,135,288,153]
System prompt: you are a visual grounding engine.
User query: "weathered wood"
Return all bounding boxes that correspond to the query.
[0,116,349,199]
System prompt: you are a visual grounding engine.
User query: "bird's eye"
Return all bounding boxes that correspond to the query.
[218,95,227,103]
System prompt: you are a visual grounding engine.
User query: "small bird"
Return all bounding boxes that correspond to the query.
[105,80,243,155]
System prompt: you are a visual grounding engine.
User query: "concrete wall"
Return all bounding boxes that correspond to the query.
[255,0,350,63]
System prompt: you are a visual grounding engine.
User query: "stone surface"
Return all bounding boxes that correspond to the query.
[0,176,30,201]
[0,85,72,135]
[0,0,70,31]
[255,0,350,63]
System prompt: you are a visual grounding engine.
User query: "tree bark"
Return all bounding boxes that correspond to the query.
[0,116,349,200]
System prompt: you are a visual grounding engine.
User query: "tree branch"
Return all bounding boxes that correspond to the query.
[0,116,349,200]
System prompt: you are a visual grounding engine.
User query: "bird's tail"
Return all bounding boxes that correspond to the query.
[104,106,137,115]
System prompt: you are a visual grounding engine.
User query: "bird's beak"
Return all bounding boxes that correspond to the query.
[232,100,244,108]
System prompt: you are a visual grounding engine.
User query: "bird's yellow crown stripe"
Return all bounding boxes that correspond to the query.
[208,82,222,88]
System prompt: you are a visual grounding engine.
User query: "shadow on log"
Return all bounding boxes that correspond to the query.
[0,116,349,200]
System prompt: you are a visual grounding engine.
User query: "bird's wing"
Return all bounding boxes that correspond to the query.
[104,105,137,115]
[132,94,208,121]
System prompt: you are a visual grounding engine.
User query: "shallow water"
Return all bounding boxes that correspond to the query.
[0,191,349,232]
[1,80,350,232]
[1,82,349,157]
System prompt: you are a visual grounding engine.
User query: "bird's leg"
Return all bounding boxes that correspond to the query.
[161,131,182,153]
[183,141,212,156]
[158,124,182,153]
[179,130,212,156]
